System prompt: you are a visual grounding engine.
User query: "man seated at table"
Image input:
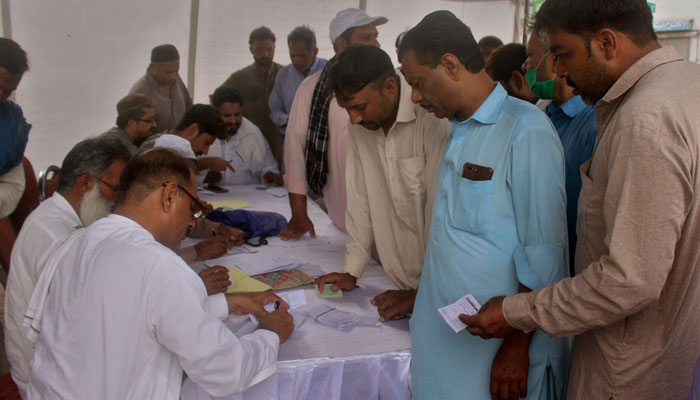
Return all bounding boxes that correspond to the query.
[315,45,450,322]
[207,86,283,186]
[129,44,192,133]
[5,136,131,397]
[98,93,157,155]
[26,148,294,399]
[138,108,245,262]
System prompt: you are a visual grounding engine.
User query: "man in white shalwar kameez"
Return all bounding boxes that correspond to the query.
[4,137,131,398]
[26,149,294,399]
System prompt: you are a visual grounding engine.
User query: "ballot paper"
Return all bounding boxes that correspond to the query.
[207,252,300,275]
[263,289,307,312]
[438,294,482,333]
[265,235,330,248]
[265,187,288,197]
[307,305,379,331]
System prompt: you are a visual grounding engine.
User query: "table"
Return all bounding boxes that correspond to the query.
[180,184,413,400]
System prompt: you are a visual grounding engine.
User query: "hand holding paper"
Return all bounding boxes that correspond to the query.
[459,295,518,339]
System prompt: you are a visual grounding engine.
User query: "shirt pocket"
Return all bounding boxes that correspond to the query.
[449,176,494,236]
[395,156,426,231]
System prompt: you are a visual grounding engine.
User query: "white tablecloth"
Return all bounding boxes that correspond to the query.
[181,185,413,400]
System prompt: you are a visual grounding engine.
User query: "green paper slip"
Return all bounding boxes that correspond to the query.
[315,283,343,298]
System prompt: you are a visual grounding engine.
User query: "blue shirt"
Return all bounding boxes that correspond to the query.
[546,95,596,275]
[411,84,570,399]
[268,57,327,135]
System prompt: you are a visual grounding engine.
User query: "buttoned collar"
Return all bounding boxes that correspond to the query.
[455,83,507,126]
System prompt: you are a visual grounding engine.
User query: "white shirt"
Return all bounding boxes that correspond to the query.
[344,76,451,289]
[27,214,279,399]
[208,117,279,185]
[5,192,81,396]
[0,163,25,218]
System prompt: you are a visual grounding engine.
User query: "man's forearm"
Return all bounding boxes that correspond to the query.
[288,193,308,219]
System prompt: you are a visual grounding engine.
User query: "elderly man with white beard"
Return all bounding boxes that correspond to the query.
[3,136,130,398]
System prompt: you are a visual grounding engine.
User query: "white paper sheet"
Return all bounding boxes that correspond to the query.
[437,294,482,333]
[263,289,307,312]
[206,252,300,275]
[265,187,288,197]
[265,236,330,248]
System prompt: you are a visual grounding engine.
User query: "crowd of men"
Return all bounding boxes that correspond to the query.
[0,0,699,398]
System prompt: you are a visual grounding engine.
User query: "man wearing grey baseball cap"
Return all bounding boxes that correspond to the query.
[280,8,387,240]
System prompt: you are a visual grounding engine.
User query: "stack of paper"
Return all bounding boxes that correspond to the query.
[208,252,300,276]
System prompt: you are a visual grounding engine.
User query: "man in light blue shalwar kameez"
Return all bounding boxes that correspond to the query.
[399,11,571,400]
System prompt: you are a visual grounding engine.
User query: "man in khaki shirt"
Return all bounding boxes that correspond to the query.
[463,1,700,399]
[316,45,449,321]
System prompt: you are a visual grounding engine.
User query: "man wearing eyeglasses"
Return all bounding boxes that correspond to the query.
[4,136,131,398]
[98,93,157,155]
[25,148,294,399]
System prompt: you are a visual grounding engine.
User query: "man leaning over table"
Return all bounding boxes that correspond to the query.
[463,1,700,399]
[399,11,570,399]
[279,7,387,240]
[315,44,450,322]
[26,149,294,399]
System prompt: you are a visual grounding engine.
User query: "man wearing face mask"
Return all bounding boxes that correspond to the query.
[129,44,192,133]
[4,137,131,398]
[526,32,597,276]
[222,27,284,168]
[523,32,557,112]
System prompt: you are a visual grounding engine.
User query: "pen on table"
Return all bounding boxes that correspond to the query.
[274,300,281,310]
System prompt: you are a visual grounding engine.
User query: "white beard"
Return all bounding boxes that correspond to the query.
[78,183,114,226]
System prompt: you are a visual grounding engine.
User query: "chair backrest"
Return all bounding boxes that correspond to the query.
[38,165,61,202]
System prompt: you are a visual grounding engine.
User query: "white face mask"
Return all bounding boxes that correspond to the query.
[78,182,114,226]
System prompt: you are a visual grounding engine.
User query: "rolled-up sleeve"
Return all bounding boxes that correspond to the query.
[509,123,569,291]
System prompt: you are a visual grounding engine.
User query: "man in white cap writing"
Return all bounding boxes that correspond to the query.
[280,7,387,240]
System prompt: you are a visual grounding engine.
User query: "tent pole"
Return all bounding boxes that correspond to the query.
[1,0,11,39]
[187,0,199,97]
[359,0,367,11]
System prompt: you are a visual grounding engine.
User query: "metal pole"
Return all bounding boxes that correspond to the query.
[513,0,521,43]
[523,0,530,43]
[1,0,12,39]
[359,0,367,11]
[187,0,199,97]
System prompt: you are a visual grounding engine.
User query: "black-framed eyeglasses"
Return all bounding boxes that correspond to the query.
[162,181,205,220]
[96,177,119,193]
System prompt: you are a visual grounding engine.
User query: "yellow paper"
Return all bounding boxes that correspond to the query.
[210,199,253,211]
[226,267,271,293]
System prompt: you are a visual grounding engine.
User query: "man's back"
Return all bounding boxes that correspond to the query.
[29,214,279,399]
[5,193,80,395]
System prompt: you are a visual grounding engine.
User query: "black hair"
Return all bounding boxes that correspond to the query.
[333,27,357,53]
[0,38,28,74]
[329,44,398,101]
[210,86,244,108]
[116,107,149,129]
[534,0,656,47]
[57,136,131,193]
[175,104,227,140]
[478,35,504,49]
[288,25,317,51]
[249,26,276,45]
[117,148,192,205]
[485,43,527,83]
[398,10,485,73]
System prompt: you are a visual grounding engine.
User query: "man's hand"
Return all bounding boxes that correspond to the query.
[198,157,235,173]
[194,236,231,261]
[279,214,316,241]
[460,296,518,339]
[226,291,289,316]
[489,333,531,400]
[315,272,357,293]
[371,289,416,322]
[204,171,222,184]
[258,309,295,344]
[198,266,231,295]
[263,172,284,187]
[215,224,245,245]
